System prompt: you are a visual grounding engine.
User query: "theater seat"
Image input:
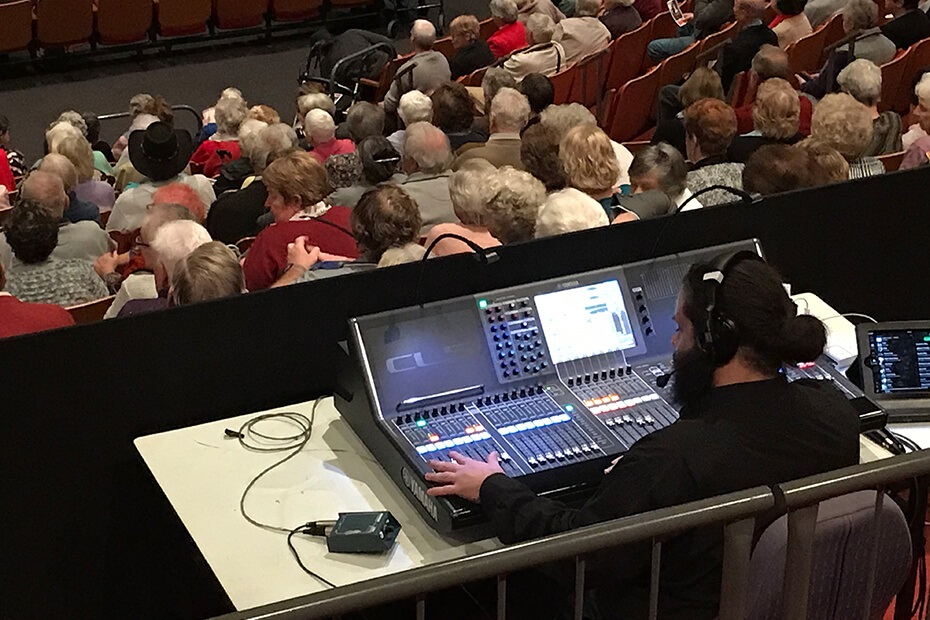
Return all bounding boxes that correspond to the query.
[36,0,94,49]
[157,0,211,37]
[329,0,375,8]
[67,296,116,325]
[604,65,661,142]
[270,0,322,21]
[214,0,268,29]
[96,0,154,45]
[0,0,34,54]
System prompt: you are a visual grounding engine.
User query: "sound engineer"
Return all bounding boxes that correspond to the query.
[425,253,860,619]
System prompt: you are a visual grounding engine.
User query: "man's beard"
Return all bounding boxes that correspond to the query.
[670,344,717,413]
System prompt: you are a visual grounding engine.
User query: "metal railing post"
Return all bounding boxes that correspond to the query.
[861,488,885,620]
[718,517,757,620]
[649,539,662,620]
[781,504,820,620]
[496,573,507,620]
[574,556,586,620]
[415,594,425,620]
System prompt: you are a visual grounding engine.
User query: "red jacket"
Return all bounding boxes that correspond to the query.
[735,93,813,136]
[242,207,359,291]
[488,21,527,58]
[0,149,15,193]
[189,140,242,179]
[0,295,75,339]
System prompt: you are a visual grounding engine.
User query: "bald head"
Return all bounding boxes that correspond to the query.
[20,171,68,219]
[752,44,791,81]
[410,19,437,51]
[38,153,79,193]
[735,0,767,22]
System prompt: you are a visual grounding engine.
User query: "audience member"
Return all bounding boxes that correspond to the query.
[242,151,357,290]
[389,91,434,155]
[170,242,244,306]
[80,111,116,173]
[473,69,518,138]
[0,172,113,271]
[214,119,268,195]
[455,88,531,169]
[599,0,643,38]
[728,78,802,162]
[803,0,844,27]
[0,261,74,338]
[38,154,101,225]
[881,0,930,49]
[395,122,457,234]
[683,99,744,205]
[901,74,930,168]
[810,93,885,178]
[119,220,212,316]
[521,123,569,191]
[742,144,812,194]
[384,20,452,114]
[249,105,281,125]
[535,187,609,237]
[518,73,556,133]
[734,45,813,135]
[484,166,546,243]
[715,0,778,93]
[628,143,701,211]
[903,69,930,149]
[107,123,215,233]
[206,123,298,245]
[646,0,735,61]
[554,0,612,65]
[111,93,156,161]
[504,15,568,81]
[431,82,485,150]
[3,201,109,307]
[771,0,812,48]
[837,59,903,156]
[152,183,208,223]
[327,102,387,190]
[489,0,530,57]
[842,0,896,65]
[54,136,116,211]
[295,92,336,145]
[518,0,566,22]
[0,157,13,196]
[560,124,620,214]
[330,137,400,208]
[190,95,248,178]
[423,159,503,256]
[449,15,496,79]
[102,203,197,318]
[654,67,726,154]
[305,110,355,164]
[0,114,27,187]
[796,138,851,183]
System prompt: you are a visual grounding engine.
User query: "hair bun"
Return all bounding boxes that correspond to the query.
[775,314,827,363]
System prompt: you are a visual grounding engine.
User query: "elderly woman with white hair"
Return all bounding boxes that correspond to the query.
[54,136,116,210]
[488,0,528,57]
[503,14,566,81]
[598,0,642,38]
[836,0,896,65]
[212,119,268,194]
[901,74,930,169]
[535,187,608,238]
[837,59,902,156]
[810,93,885,178]
[190,95,250,178]
[484,166,547,243]
[388,91,433,156]
[422,159,503,256]
[305,109,355,164]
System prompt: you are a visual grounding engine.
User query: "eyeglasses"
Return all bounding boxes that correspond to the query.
[134,234,150,248]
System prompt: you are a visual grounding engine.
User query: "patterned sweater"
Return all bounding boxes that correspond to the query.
[5,258,110,307]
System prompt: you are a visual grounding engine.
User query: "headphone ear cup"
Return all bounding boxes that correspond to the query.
[711,314,740,365]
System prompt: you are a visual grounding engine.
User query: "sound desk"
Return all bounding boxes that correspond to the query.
[335,239,884,536]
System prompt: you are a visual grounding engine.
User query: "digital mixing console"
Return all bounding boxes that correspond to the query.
[335,239,884,536]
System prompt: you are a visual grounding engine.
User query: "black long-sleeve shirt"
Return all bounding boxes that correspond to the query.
[479,377,860,620]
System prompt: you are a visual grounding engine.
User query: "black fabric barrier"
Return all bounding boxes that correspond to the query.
[1,168,928,618]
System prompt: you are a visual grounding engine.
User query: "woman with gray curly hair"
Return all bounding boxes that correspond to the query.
[810,93,885,178]
[422,159,503,256]
[190,95,250,178]
[837,59,902,156]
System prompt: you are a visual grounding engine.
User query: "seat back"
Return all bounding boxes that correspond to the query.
[656,40,699,89]
[479,18,497,41]
[157,0,211,37]
[785,25,829,75]
[109,230,136,255]
[214,0,268,29]
[457,65,488,86]
[270,0,322,20]
[878,48,910,113]
[36,0,94,48]
[605,65,662,142]
[649,11,679,41]
[569,49,609,108]
[549,65,576,105]
[877,150,906,172]
[819,12,846,52]
[697,20,737,58]
[745,490,912,620]
[0,1,35,53]
[67,296,117,325]
[433,35,454,59]
[605,21,652,91]
[896,37,930,113]
[96,0,153,45]
[372,53,414,101]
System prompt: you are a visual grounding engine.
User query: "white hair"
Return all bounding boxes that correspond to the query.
[490,0,519,22]
[410,19,437,49]
[404,122,452,173]
[150,220,212,280]
[398,90,433,127]
[237,119,269,159]
[539,103,597,138]
[221,87,244,102]
[526,14,556,43]
[215,96,249,136]
[485,166,546,243]
[45,122,84,153]
[297,93,335,117]
[378,243,427,267]
[448,159,498,225]
[490,88,531,132]
[304,109,336,145]
[250,123,298,173]
[917,73,930,106]
[843,0,878,30]
[535,188,609,238]
[573,0,601,16]
[38,153,79,192]
[837,59,882,107]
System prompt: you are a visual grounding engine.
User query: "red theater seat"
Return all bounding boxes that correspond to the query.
[96,0,154,45]
[157,0,212,37]
[270,0,322,21]
[214,0,268,29]
[0,1,34,54]
[604,65,662,142]
[36,0,94,48]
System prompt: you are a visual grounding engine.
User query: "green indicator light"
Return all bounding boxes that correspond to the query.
[565,404,574,412]
[924,336,930,342]
[416,420,427,427]
[478,299,488,309]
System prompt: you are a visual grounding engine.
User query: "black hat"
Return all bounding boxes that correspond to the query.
[128,122,194,182]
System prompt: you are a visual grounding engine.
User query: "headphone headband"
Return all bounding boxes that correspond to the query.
[698,251,765,365]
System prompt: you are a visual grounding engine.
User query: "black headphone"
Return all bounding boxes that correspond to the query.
[697,250,765,366]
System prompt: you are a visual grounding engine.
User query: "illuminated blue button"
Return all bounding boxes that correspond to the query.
[416,419,427,427]
[565,404,574,412]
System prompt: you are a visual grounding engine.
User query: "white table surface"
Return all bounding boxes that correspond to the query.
[135,398,499,612]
